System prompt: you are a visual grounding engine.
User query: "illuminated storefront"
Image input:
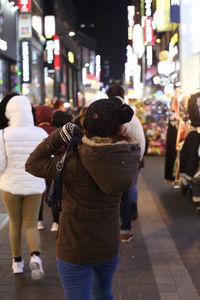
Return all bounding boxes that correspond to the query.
[0,0,19,100]
[19,0,45,104]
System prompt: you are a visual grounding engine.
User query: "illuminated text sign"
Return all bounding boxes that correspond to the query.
[18,0,31,13]
[0,38,7,51]
[45,38,54,71]
[21,40,31,83]
[54,35,60,70]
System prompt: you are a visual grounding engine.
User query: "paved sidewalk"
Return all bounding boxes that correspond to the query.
[1,156,200,300]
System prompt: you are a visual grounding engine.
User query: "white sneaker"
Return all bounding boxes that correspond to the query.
[37,221,45,230]
[50,222,59,232]
[29,255,44,280]
[12,259,24,274]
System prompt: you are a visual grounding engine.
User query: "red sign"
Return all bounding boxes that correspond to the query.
[54,35,60,70]
[18,0,31,13]
[144,17,154,44]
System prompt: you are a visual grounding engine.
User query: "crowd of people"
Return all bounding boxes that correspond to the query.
[0,86,145,299]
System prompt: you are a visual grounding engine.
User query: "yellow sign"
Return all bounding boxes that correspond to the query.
[159,50,170,61]
[170,33,178,46]
[156,0,177,32]
[128,26,133,40]
[68,51,74,64]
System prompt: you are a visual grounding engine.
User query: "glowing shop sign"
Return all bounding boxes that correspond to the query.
[144,17,154,44]
[95,55,101,80]
[146,45,153,66]
[46,39,54,70]
[44,16,55,38]
[170,33,178,46]
[18,0,31,13]
[68,51,74,64]
[54,35,60,70]
[21,40,31,83]
[145,0,152,16]
[127,6,134,43]
[0,39,8,51]
[127,6,135,26]
[128,26,133,41]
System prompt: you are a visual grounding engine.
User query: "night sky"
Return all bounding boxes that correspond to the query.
[73,0,133,82]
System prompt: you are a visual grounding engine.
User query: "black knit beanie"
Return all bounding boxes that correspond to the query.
[83,98,133,138]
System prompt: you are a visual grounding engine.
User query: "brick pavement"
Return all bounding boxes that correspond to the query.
[0,156,200,300]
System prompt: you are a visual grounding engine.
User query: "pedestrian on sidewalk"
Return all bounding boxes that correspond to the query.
[34,105,59,232]
[0,94,47,279]
[106,85,146,242]
[25,98,140,300]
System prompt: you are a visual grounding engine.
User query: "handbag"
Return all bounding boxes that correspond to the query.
[44,136,79,212]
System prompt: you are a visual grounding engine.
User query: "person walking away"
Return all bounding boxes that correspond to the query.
[107,85,146,242]
[34,105,59,232]
[25,98,140,300]
[0,94,47,279]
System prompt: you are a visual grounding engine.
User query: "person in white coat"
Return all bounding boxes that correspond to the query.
[0,94,47,279]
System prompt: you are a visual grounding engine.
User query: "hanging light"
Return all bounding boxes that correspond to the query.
[69,31,75,37]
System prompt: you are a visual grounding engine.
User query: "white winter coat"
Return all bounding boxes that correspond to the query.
[124,115,146,159]
[115,97,146,159]
[0,96,48,195]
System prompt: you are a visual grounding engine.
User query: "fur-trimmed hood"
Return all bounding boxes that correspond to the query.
[78,135,140,194]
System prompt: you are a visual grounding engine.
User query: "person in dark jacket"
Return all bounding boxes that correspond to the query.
[34,105,60,232]
[25,98,140,300]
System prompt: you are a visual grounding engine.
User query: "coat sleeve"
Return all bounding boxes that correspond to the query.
[0,130,7,175]
[25,128,66,180]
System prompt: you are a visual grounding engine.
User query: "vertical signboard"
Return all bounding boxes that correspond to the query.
[45,38,54,71]
[18,14,32,39]
[170,0,180,23]
[21,40,31,83]
[18,0,32,13]
[156,0,175,32]
[54,35,60,70]
[144,17,154,44]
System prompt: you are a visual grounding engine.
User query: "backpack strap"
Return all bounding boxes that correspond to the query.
[56,136,79,172]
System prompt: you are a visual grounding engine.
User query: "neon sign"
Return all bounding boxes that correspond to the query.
[18,0,31,13]
[21,40,31,83]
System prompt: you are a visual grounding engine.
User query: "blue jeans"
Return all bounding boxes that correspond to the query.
[130,183,138,203]
[56,255,120,300]
[120,191,132,232]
